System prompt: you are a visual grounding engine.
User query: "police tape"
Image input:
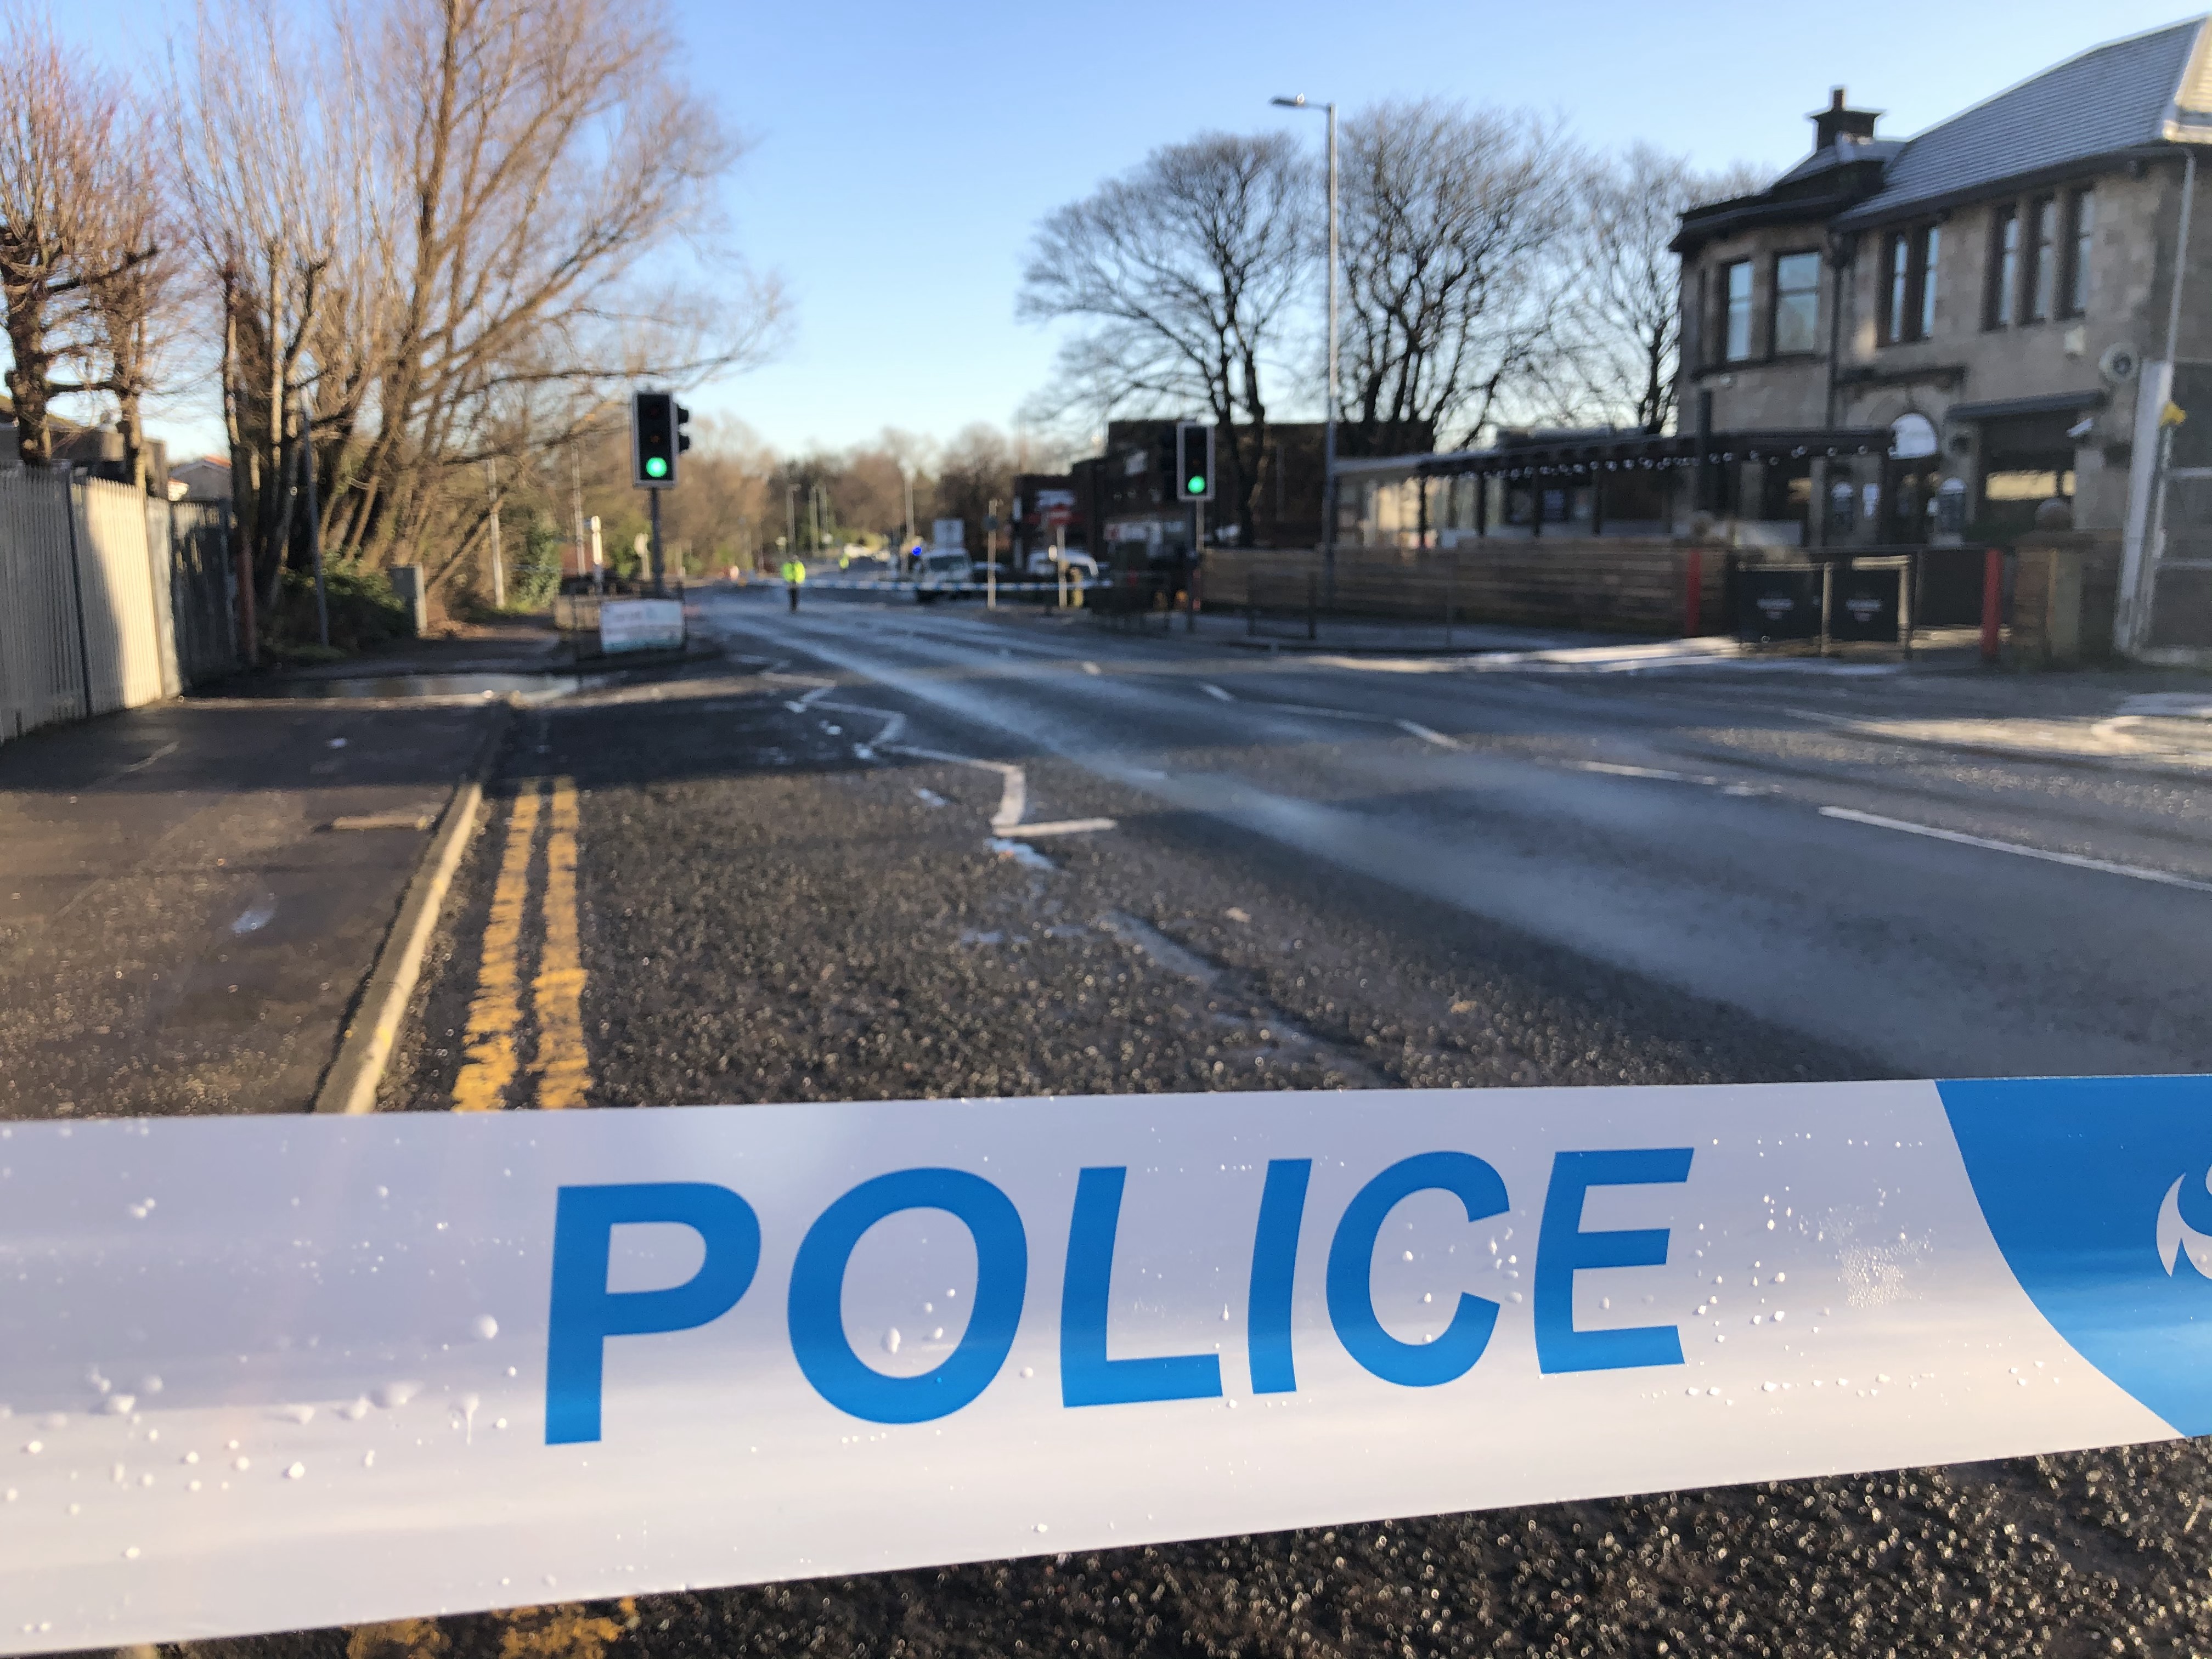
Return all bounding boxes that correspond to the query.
[3,1075,2209,1651]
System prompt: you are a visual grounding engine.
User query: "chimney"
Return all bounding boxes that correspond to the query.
[1811,87,1881,151]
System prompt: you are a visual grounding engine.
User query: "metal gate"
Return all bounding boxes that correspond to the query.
[0,469,86,739]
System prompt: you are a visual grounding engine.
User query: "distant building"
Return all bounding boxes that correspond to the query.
[1339,19,2212,655]
[168,455,233,504]
[1066,419,1330,571]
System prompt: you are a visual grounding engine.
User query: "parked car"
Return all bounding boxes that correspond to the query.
[1024,548,1099,578]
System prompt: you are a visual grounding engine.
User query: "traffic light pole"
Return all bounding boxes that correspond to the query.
[1189,498,1203,633]
[648,488,667,596]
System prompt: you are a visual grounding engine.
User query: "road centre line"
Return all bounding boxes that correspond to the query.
[1818,806,2212,895]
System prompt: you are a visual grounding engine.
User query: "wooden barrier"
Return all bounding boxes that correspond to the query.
[1203,540,1727,638]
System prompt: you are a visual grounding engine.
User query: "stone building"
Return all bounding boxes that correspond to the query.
[1673,18,2212,652]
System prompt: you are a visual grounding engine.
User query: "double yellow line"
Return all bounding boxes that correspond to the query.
[452,777,591,1112]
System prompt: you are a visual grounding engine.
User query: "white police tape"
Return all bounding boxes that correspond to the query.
[2,1075,2208,1650]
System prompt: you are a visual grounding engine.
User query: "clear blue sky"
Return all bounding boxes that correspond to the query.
[53,0,2212,459]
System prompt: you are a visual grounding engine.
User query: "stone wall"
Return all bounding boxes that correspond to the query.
[2009,531,2123,665]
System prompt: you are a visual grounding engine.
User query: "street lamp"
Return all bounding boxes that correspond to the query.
[1272,93,1339,593]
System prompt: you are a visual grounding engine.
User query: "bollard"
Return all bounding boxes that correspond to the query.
[1980,546,2005,664]
[1683,547,1703,638]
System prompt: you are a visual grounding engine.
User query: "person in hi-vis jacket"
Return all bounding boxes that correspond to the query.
[780,557,806,612]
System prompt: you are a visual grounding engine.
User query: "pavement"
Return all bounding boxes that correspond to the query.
[0,673,506,1120]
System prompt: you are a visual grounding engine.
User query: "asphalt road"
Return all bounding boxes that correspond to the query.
[356,589,2212,1659]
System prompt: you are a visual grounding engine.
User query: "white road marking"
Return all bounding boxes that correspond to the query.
[1254,701,1374,720]
[882,743,1115,843]
[1081,662,1102,676]
[1818,806,2212,895]
[1199,682,1235,702]
[819,703,905,750]
[1564,759,1721,786]
[890,745,1026,831]
[1394,720,1459,749]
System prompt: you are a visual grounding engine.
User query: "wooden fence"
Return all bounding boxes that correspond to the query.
[1201,540,1723,637]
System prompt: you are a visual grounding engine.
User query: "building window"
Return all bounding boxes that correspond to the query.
[1886,232,1910,342]
[1920,226,1940,340]
[1881,225,1939,344]
[2027,195,2058,321]
[1773,251,1821,354]
[1988,205,2019,327]
[1722,259,1753,362]
[2065,189,2096,316]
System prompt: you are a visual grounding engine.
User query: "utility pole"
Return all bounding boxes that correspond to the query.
[301,382,326,647]
[648,490,665,596]
[1272,94,1339,599]
[986,496,1000,609]
[786,483,798,562]
[570,447,586,586]
[485,459,505,608]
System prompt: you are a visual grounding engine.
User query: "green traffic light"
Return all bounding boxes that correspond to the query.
[646,456,668,479]
[1187,476,1205,494]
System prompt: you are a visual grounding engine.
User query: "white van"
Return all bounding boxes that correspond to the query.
[913,549,974,601]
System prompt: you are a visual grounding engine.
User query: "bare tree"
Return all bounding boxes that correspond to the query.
[1548,147,1771,433]
[0,4,134,466]
[72,99,176,492]
[174,0,785,614]
[1335,99,1575,456]
[930,422,1016,557]
[1020,132,1314,546]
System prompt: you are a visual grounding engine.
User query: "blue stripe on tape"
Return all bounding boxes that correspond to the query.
[1940,1073,2212,1436]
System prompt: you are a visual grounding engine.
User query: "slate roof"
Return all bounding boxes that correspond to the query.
[1832,17,2212,228]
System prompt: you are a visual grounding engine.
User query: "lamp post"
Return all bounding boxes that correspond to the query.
[1272,93,1339,597]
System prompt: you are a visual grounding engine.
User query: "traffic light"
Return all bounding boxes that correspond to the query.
[1175,421,1214,501]
[631,391,691,488]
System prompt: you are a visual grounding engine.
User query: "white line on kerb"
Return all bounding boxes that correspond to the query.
[1199,682,1235,702]
[1819,806,2212,895]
